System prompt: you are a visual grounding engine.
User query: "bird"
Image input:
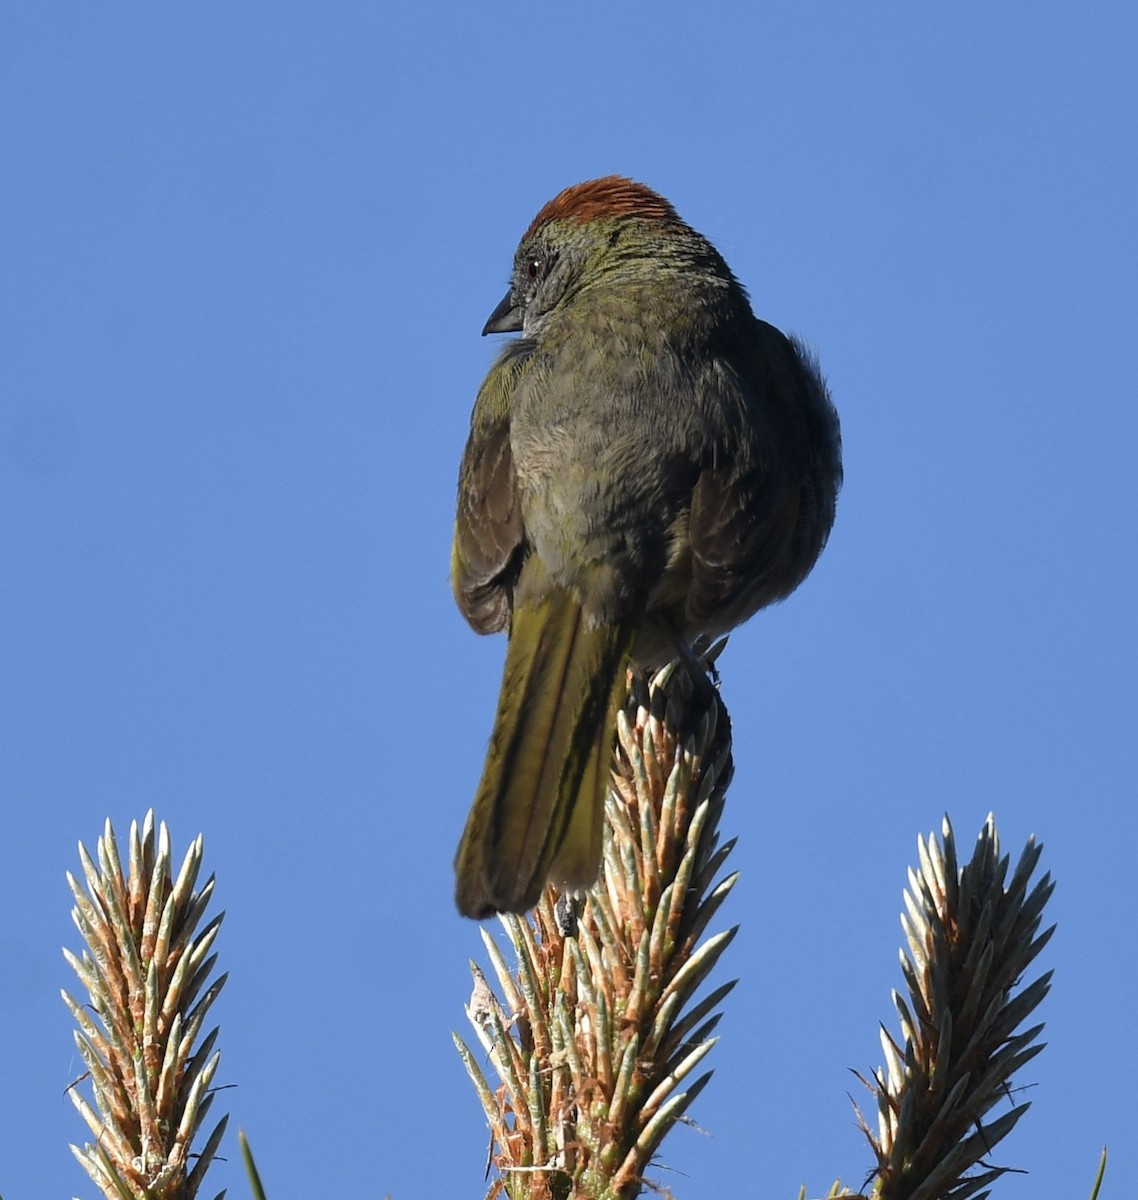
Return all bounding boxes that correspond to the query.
[451,176,842,919]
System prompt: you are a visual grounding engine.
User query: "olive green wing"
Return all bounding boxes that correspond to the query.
[687,453,800,627]
[452,342,532,634]
[687,325,839,629]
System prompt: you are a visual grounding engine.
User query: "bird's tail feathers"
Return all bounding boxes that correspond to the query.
[454,588,631,918]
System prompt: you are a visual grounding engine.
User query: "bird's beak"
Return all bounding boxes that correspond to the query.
[482,290,524,336]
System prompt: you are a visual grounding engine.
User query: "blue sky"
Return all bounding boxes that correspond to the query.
[2,4,1135,1197]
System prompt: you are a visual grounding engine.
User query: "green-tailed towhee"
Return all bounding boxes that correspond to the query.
[452,176,842,919]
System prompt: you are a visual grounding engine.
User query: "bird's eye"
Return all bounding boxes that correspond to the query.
[525,254,544,282]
